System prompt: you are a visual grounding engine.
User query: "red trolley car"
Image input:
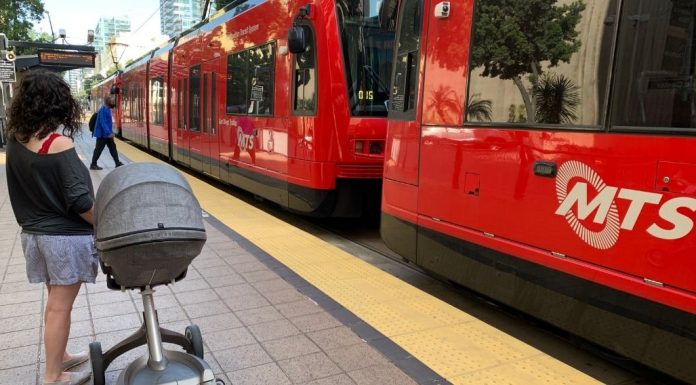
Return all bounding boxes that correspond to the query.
[380,0,696,382]
[106,0,395,217]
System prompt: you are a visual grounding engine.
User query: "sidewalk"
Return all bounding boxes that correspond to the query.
[0,131,429,385]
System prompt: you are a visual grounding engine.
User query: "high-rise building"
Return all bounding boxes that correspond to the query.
[160,0,204,38]
[94,16,131,53]
[64,69,82,94]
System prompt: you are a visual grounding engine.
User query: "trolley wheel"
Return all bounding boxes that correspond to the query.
[89,341,105,385]
[215,379,226,385]
[185,324,204,359]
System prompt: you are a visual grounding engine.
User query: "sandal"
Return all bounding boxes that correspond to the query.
[62,352,89,370]
[44,371,91,385]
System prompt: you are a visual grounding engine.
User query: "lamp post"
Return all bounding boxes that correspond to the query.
[44,10,56,42]
[107,41,127,67]
[106,40,127,95]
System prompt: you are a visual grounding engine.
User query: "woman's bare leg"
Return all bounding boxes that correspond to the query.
[43,283,81,383]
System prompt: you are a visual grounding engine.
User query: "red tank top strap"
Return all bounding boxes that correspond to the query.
[38,133,62,154]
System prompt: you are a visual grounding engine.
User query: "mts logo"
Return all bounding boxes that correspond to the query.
[236,126,256,150]
[554,161,696,249]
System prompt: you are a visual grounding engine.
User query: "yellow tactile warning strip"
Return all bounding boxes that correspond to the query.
[116,142,601,385]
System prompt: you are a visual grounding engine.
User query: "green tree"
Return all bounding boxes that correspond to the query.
[14,29,51,54]
[27,29,51,42]
[82,74,104,95]
[470,0,585,123]
[106,64,121,77]
[533,73,580,124]
[466,93,493,122]
[0,0,45,42]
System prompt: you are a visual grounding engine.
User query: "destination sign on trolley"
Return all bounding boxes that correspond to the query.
[38,50,95,68]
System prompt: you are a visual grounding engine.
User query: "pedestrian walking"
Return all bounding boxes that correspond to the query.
[89,95,123,170]
[5,71,95,385]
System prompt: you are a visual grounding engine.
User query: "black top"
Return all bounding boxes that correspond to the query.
[6,138,95,235]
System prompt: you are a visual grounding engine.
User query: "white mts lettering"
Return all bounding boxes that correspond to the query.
[237,127,254,150]
[617,189,662,230]
[647,197,696,240]
[555,182,618,224]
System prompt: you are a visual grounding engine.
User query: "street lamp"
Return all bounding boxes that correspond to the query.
[44,10,56,42]
[106,41,127,94]
[107,41,128,66]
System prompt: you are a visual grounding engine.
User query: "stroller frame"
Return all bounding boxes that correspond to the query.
[89,284,220,385]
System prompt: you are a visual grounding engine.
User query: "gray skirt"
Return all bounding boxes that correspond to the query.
[20,233,99,285]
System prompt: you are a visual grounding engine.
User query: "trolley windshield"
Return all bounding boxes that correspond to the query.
[337,0,395,116]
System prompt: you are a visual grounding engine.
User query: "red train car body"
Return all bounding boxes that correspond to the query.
[380,0,696,382]
[105,0,394,217]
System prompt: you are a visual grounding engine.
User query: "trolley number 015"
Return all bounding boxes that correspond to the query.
[358,90,374,101]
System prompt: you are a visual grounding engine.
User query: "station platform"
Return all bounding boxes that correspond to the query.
[0,129,643,385]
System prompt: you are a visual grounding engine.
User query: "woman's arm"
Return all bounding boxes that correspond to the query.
[79,204,95,225]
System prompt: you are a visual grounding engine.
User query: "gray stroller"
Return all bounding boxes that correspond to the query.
[90,163,222,385]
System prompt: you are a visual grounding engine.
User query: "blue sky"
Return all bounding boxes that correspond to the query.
[35,0,162,43]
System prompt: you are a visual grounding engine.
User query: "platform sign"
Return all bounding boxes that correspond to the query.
[0,60,15,83]
[38,49,95,68]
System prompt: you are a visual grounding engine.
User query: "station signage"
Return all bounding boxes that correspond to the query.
[0,60,15,82]
[38,49,95,68]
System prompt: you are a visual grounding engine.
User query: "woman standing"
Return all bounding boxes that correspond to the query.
[5,71,96,385]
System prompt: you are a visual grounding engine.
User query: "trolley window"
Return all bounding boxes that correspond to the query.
[136,86,144,123]
[130,86,137,122]
[203,73,209,133]
[225,42,276,116]
[465,0,612,127]
[190,65,201,132]
[611,0,696,132]
[337,0,395,117]
[389,0,422,119]
[177,79,184,129]
[150,77,164,125]
[122,87,130,122]
[293,26,317,114]
[211,73,217,134]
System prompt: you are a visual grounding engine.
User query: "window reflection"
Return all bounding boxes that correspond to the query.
[612,0,696,129]
[466,0,614,126]
[294,26,317,113]
[190,66,201,132]
[150,77,164,125]
[337,0,395,116]
[226,42,275,116]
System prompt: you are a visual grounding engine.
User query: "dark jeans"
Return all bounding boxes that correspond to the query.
[91,137,121,166]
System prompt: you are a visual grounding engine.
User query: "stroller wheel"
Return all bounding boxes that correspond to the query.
[185,324,204,359]
[216,379,226,385]
[89,342,106,385]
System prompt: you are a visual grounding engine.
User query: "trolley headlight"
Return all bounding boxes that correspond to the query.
[355,140,364,154]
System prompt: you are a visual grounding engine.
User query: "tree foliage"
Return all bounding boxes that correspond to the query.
[466,93,493,122]
[82,74,104,95]
[13,29,51,54]
[0,0,45,42]
[106,64,121,77]
[470,0,585,122]
[533,73,580,124]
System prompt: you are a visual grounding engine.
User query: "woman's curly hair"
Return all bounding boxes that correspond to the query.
[7,71,83,143]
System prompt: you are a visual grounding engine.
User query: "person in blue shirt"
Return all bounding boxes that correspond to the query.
[89,96,123,170]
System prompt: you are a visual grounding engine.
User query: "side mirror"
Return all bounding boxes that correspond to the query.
[288,26,307,54]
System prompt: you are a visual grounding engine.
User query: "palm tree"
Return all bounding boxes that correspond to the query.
[533,73,580,124]
[466,93,493,122]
